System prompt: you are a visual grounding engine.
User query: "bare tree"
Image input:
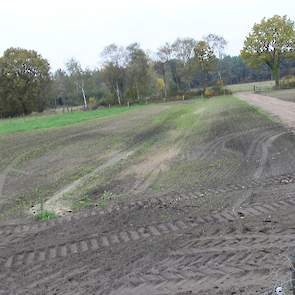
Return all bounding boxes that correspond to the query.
[156,43,173,98]
[205,34,227,80]
[101,44,127,105]
[172,38,197,90]
[66,58,88,109]
[172,38,196,65]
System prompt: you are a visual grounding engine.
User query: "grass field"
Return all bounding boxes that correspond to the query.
[226,80,275,92]
[0,105,142,135]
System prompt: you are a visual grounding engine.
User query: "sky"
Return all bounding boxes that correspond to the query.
[1,0,294,71]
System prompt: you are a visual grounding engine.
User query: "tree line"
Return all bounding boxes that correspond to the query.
[1,15,295,118]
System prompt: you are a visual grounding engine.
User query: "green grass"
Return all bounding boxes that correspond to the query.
[153,96,258,132]
[0,105,142,135]
[226,80,275,93]
[35,210,57,221]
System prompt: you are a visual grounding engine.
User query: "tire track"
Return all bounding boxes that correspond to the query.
[105,233,292,295]
[1,185,295,239]
[2,220,189,269]
[0,154,28,206]
[232,131,285,216]
[106,259,287,295]
[183,125,276,162]
[201,128,279,185]
[3,207,295,271]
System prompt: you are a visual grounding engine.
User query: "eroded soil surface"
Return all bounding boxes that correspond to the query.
[1,96,295,294]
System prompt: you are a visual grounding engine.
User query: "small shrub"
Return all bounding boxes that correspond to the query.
[183,90,203,99]
[36,210,57,221]
[212,80,232,96]
[88,97,98,110]
[98,96,115,106]
[204,88,215,98]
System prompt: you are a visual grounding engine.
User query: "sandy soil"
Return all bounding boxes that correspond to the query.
[238,92,295,130]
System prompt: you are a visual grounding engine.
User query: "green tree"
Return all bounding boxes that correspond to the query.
[0,48,51,118]
[126,43,151,101]
[241,15,295,87]
[155,78,165,98]
[194,41,217,91]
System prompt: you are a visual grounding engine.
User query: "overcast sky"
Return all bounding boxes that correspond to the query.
[1,0,294,71]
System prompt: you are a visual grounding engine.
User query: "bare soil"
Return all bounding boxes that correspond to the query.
[1,96,295,294]
[238,92,295,129]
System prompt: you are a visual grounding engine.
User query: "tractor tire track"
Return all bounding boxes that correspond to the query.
[1,184,295,241]
[3,204,295,271]
[232,131,285,216]
[2,220,189,269]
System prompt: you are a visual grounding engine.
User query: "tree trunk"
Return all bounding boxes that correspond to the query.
[135,82,140,101]
[116,82,121,105]
[81,87,88,109]
[218,71,222,81]
[272,66,280,88]
[164,82,167,101]
[162,63,167,101]
[163,72,168,102]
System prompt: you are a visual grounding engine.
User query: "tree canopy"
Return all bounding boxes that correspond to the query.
[0,48,51,118]
[241,15,295,87]
[194,41,217,89]
[1,15,295,117]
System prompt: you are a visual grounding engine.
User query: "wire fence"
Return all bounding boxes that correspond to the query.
[253,84,274,94]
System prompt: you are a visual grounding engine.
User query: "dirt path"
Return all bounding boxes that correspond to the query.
[238,92,295,130]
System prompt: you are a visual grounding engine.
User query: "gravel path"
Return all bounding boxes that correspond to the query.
[238,92,295,130]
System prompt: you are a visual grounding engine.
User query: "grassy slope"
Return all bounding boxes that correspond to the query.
[263,88,295,102]
[0,105,142,135]
[226,80,274,93]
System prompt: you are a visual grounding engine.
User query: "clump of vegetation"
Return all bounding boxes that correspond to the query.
[204,88,215,98]
[97,191,115,208]
[35,190,57,220]
[88,97,98,110]
[204,81,232,98]
[36,210,57,221]
[72,194,92,209]
[280,76,295,89]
